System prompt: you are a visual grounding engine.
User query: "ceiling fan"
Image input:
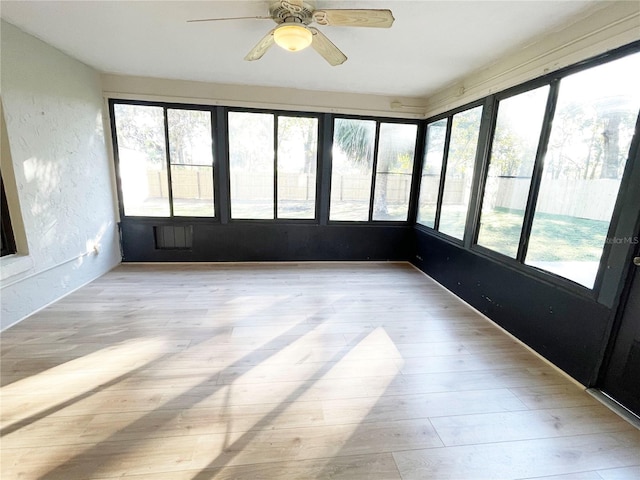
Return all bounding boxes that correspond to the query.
[188,0,394,66]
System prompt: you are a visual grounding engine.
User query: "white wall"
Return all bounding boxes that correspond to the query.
[0,21,121,330]
[101,74,426,120]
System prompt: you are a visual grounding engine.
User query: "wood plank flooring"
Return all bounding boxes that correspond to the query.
[1,262,638,479]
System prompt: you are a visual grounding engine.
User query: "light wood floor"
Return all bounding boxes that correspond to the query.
[1,262,639,480]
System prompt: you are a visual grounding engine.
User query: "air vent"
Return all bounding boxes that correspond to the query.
[154,225,193,250]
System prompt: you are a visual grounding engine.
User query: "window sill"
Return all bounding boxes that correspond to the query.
[0,254,34,282]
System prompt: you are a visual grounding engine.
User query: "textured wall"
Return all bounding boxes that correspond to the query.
[0,21,121,329]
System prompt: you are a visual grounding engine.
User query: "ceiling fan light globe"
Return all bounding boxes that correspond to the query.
[274,24,312,52]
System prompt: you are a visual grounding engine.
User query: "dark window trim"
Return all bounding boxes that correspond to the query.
[110,99,420,226]
[373,121,421,223]
[328,116,377,224]
[469,82,557,262]
[226,109,322,222]
[368,122,382,222]
[162,106,175,217]
[515,80,560,262]
[417,41,640,302]
[272,114,279,219]
[168,108,217,219]
[420,101,485,243]
[464,97,495,249]
[109,99,218,221]
[328,115,421,225]
[407,122,427,224]
[429,117,452,231]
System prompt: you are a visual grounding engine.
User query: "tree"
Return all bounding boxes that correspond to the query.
[114,104,165,166]
[333,119,416,216]
[544,97,636,181]
[114,105,213,167]
[167,109,212,166]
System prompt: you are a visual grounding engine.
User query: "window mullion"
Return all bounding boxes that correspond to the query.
[516,80,560,262]
[434,118,453,231]
[319,114,332,225]
[368,122,382,221]
[407,122,426,225]
[208,108,216,219]
[273,114,278,219]
[464,97,495,249]
[163,106,175,217]
[215,107,230,223]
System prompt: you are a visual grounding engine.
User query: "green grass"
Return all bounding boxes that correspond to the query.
[478,207,608,261]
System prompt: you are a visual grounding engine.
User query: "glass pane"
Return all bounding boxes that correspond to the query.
[526,53,640,288]
[439,106,483,239]
[373,123,417,221]
[330,118,376,221]
[170,166,214,217]
[228,112,274,219]
[167,109,214,217]
[114,104,169,217]
[476,86,549,257]
[416,119,447,227]
[277,116,318,219]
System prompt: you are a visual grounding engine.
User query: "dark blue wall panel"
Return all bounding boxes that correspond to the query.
[120,220,413,263]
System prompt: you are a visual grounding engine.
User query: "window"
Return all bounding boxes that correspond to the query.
[476,86,549,257]
[167,109,214,217]
[112,102,215,218]
[1,174,16,257]
[112,101,419,226]
[228,112,274,219]
[277,116,318,219]
[372,123,418,221]
[330,119,418,222]
[416,119,448,228]
[114,104,170,217]
[330,118,376,221]
[525,53,640,288]
[439,106,483,239]
[228,112,319,220]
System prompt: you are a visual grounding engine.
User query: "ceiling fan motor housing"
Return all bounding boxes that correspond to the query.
[269,1,316,25]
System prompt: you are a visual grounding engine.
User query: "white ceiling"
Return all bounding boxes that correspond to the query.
[1,1,603,98]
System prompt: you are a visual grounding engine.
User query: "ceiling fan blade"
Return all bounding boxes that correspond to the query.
[309,27,347,66]
[312,9,395,28]
[187,16,272,23]
[244,28,276,61]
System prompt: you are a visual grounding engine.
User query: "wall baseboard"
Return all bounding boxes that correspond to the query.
[0,259,121,332]
[408,262,587,391]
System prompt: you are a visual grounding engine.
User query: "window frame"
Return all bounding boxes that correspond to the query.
[109,99,218,221]
[328,114,421,225]
[415,40,640,302]
[414,99,486,245]
[470,79,557,265]
[226,107,322,223]
[110,101,422,227]
[166,106,217,218]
